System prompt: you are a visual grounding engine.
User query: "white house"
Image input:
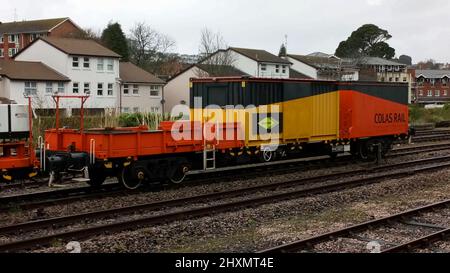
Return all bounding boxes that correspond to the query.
[119,62,165,114]
[0,60,70,114]
[14,36,121,115]
[286,53,359,81]
[207,47,292,78]
[164,64,247,112]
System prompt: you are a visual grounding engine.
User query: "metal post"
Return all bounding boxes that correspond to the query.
[376,143,382,165]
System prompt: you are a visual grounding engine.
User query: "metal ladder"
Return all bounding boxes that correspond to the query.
[203,146,216,170]
[203,121,218,171]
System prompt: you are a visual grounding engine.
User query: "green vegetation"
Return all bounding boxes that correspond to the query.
[409,104,450,125]
[32,112,177,142]
[101,22,130,61]
[335,24,395,59]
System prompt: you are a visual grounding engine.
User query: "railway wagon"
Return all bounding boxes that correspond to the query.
[43,77,409,188]
[44,121,244,189]
[0,102,38,182]
[189,77,409,160]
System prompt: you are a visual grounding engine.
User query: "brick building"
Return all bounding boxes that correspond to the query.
[414,70,450,104]
[0,17,82,59]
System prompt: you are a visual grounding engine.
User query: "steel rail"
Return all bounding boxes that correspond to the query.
[1,159,450,252]
[258,199,450,253]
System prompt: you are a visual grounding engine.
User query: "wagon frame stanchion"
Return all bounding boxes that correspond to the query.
[51,95,90,133]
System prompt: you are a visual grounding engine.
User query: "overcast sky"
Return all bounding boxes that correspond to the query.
[1,0,449,63]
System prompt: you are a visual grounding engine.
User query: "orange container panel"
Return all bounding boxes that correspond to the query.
[339,90,409,139]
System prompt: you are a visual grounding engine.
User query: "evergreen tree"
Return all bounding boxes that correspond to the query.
[101,22,130,61]
[278,43,287,57]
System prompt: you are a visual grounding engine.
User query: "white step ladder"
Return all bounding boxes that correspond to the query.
[203,146,216,170]
[202,121,219,171]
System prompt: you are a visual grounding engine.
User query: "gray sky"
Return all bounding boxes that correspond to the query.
[2,0,449,63]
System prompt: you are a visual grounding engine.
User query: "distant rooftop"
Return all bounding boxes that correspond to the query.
[20,36,122,58]
[288,54,347,69]
[230,47,291,64]
[120,62,165,84]
[0,17,72,34]
[0,60,70,81]
[359,57,406,66]
[416,70,450,78]
[196,64,248,77]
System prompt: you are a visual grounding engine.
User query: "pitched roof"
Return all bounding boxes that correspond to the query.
[230,47,291,64]
[120,62,165,84]
[307,52,337,58]
[288,54,343,69]
[195,64,248,77]
[166,63,248,83]
[359,57,406,66]
[0,18,71,34]
[0,60,70,81]
[289,68,312,79]
[416,70,450,79]
[20,37,121,58]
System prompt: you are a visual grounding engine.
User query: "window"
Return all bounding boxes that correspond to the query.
[282,65,286,74]
[419,90,423,96]
[403,77,407,82]
[30,33,42,42]
[380,77,385,82]
[8,34,18,43]
[97,83,103,96]
[0,36,3,43]
[428,90,433,97]
[133,107,139,113]
[395,77,399,82]
[435,90,440,97]
[0,49,3,57]
[107,59,114,71]
[24,82,37,96]
[107,83,113,96]
[46,82,53,93]
[72,57,79,68]
[83,57,90,69]
[133,85,139,95]
[444,90,448,96]
[151,107,160,113]
[123,107,130,113]
[97,58,104,70]
[72,82,79,94]
[8,48,17,57]
[261,64,267,71]
[84,83,90,94]
[389,77,393,82]
[58,82,65,93]
[275,65,280,73]
[123,84,129,95]
[150,85,159,96]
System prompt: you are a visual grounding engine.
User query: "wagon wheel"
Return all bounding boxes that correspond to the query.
[121,165,143,190]
[259,150,275,163]
[169,164,189,184]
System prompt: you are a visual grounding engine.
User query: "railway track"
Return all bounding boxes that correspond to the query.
[259,199,450,253]
[1,155,450,252]
[1,142,450,211]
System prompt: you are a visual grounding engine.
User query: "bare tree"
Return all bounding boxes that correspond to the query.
[129,22,175,70]
[195,28,236,77]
